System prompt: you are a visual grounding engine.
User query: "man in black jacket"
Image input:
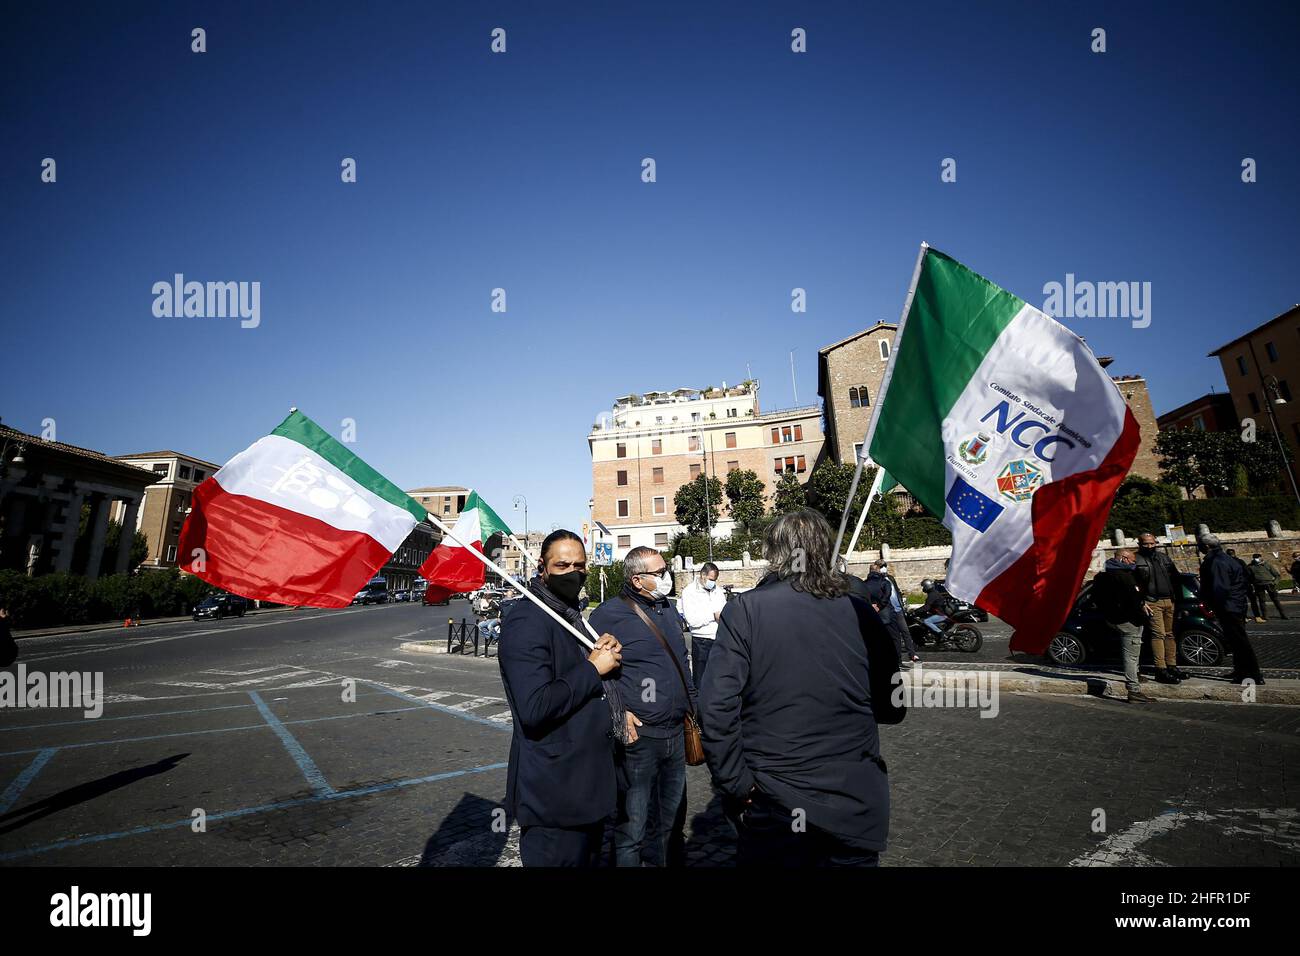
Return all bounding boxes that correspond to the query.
[699,509,903,867]
[1200,534,1265,686]
[589,546,696,867]
[1091,550,1155,702]
[865,560,919,663]
[498,531,624,866]
[1134,533,1185,683]
[1226,549,1263,621]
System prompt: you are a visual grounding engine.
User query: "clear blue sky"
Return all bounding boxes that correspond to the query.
[3,1,1296,531]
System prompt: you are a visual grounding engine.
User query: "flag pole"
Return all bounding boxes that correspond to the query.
[844,465,886,558]
[832,241,929,559]
[425,512,596,650]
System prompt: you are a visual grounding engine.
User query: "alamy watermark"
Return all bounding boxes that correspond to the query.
[891,664,1000,718]
[152,274,260,328]
[0,665,104,719]
[1042,274,1150,329]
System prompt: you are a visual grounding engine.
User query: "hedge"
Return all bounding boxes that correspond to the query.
[1104,491,1300,538]
[0,568,217,630]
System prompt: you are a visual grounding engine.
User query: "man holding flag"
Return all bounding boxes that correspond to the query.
[846,245,1139,654]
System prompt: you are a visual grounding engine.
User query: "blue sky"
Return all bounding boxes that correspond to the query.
[2,1,1296,530]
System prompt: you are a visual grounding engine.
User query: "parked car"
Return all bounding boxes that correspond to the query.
[193,593,249,621]
[423,587,450,606]
[1047,572,1226,668]
[392,590,411,603]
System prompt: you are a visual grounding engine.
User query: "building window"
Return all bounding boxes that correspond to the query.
[654,532,669,547]
[770,427,780,443]
[443,503,451,513]
[652,467,664,484]
[1248,392,1261,413]
[690,463,701,478]
[617,442,627,458]
[165,544,177,562]
[689,435,700,452]
[725,432,737,449]
[797,455,807,473]
[794,424,803,441]
[782,426,793,443]
[727,460,739,472]
[618,499,630,518]
[1237,356,1248,376]
[194,469,205,481]
[653,496,666,515]
[457,494,466,511]
[1192,414,1206,431]
[691,412,700,422]
[617,535,631,548]
[179,465,191,480]
[1267,342,1279,362]
[785,456,796,473]
[854,442,864,461]
[652,439,662,455]
[849,386,869,408]
[880,340,891,361]
[153,463,169,477]
[773,458,783,474]
[727,407,738,418]
[617,470,628,486]
[655,416,663,424]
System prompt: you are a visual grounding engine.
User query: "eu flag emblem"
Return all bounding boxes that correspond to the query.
[946,477,1004,533]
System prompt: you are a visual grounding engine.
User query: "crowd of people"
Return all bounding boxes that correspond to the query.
[495,513,1285,866]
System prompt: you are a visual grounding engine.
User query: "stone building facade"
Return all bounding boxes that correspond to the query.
[817,322,897,464]
[1209,303,1300,465]
[589,381,824,559]
[0,423,158,579]
[1108,372,1162,481]
[113,451,221,568]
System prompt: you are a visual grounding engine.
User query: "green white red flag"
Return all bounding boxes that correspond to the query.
[418,491,512,603]
[865,246,1139,653]
[179,410,425,608]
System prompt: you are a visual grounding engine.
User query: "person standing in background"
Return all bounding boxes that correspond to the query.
[680,561,726,685]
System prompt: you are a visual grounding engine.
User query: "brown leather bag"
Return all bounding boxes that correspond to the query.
[621,596,706,766]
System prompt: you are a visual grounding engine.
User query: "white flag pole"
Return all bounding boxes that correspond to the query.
[832,241,929,560]
[844,464,887,559]
[425,512,595,650]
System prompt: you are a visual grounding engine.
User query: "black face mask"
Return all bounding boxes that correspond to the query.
[545,570,584,604]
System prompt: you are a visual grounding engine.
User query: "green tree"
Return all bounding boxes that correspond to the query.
[1103,476,1183,536]
[724,468,767,535]
[771,471,806,514]
[1155,429,1235,497]
[1238,432,1294,495]
[673,474,724,536]
[585,559,625,605]
[100,521,149,576]
[806,460,875,535]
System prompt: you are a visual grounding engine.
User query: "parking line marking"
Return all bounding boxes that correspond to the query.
[248,691,333,796]
[0,748,57,815]
[0,761,508,863]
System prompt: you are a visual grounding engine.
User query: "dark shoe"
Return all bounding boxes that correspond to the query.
[1154,670,1179,685]
[1169,667,1190,681]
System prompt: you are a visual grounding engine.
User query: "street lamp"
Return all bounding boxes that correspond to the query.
[512,494,529,576]
[1262,375,1300,509]
[693,427,713,562]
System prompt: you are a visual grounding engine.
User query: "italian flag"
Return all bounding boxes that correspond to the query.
[866,246,1139,653]
[179,410,425,608]
[418,491,512,603]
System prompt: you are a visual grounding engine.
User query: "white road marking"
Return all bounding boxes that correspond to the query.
[387,824,522,867]
[1070,808,1300,866]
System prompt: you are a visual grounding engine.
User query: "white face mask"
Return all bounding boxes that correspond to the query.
[703,579,716,591]
[650,571,673,598]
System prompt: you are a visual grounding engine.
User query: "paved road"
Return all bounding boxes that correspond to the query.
[2,602,1298,866]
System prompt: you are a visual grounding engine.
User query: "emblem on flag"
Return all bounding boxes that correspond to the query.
[958,432,992,466]
[996,459,1044,503]
[946,477,1004,533]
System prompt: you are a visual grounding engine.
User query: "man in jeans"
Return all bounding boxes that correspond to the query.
[1091,550,1154,702]
[1200,534,1265,686]
[1134,533,1185,684]
[589,546,696,867]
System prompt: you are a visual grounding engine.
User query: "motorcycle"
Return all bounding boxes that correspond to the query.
[905,606,984,653]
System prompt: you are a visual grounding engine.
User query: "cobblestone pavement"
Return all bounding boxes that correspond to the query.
[2,604,1297,866]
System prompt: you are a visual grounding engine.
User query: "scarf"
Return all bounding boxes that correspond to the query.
[526,576,631,745]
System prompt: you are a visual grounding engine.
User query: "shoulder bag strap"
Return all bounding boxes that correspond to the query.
[621,596,695,717]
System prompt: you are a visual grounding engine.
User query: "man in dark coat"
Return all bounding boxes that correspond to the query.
[1226,549,1263,621]
[498,531,624,866]
[589,546,697,867]
[699,509,904,867]
[865,560,919,663]
[1200,534,1265,686]
[1091,550,1155,702]
[1134,533,1185,683]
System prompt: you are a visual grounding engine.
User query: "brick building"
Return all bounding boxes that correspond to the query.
[1208,304,1300,464]
[1157,391,1238,433]
[113,450,222,568]
[1103,368,1162,481]
[817,322,897,464]
[588,381,824,559]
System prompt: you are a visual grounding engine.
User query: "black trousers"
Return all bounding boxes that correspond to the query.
[1218,611,1263,681]
[735,792,880,868]
[1253,584,1288,619]
[519,822,605,867]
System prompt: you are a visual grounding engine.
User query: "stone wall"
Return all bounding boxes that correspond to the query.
[672,529,1300,597]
